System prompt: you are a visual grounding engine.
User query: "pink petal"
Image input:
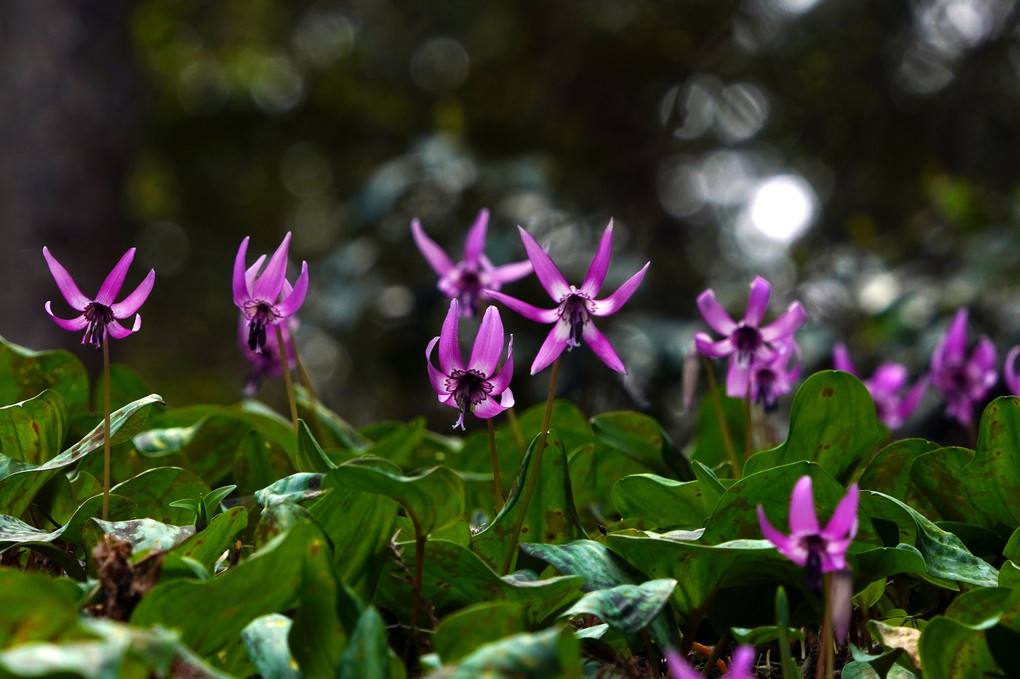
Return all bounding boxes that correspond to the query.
[483,260,533,288]
[107,316,141,339]
[579,219,614,297]
[823,483,859,542]
[757,505,803,566]
[518,226,570,301]
[252,233,291,301]
[664,649,703,679]
[591,262,649,317]
[788,476,821,535]
[411,218,457,277]
[934,308,969,369]
[474,388,514,419]
[425,337,450,397]
[463,209,489,265]
[468,305,505,376]
[488,336,514,394]
[694,332,735,359]
[245,255,267,294]
[485,290,560,324]
[438,299,464,374]
[275,262,309,318]
[759,301,807,342]
[832,343,856,375]
[44,303,88,331]
[95,248,136,306]
[232,238,252,306]
[744,276,772,326]
[582,321,627,374]
[1005,347,1020,395]
[42,247,91,311]
[696,289,738,336]
[869,364,908,395]
[729,646,757,679]
[110,269,155,318]
[531,322,570,375]
[725,359,751,399]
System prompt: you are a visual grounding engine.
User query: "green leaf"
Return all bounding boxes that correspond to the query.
[255,472,326,508]
[743,371,887,482]
[0,390,69,465]
[0,569,81,647]
[296,385,371,453]
[0,336,88,415]
[337,607,396,679]
[110,466,210,525]
[432,603,528,663]
[858,439,941,518]
[169,506,248,570]
[591,411,694,480]
[611,474,708,530]
[519,540,642,592]
[295,419,336,472]
[242,614,301,679]
[86,517,196,555]
[561,578,676,635]
[445,625,583,679]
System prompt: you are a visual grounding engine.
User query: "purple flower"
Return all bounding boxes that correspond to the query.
[833,344,927,429]
[43,246,155,350]
[239,314,297,396]
[233,232,309,354]
[427,300,515,430]
[665,645,755,679]
[695,276,806,371]
[486,220,649,375]
[757,475,858,593]
[730,338,801,411]
[930,308,997,427]
[412,209,533,317]
[1005,346,1020,396]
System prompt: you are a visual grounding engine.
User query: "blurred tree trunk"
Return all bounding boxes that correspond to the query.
[0,0,136,350]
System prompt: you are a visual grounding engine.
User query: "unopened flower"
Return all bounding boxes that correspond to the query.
[930,308,997,427]
[833,344,927,429]
[427,300,514,430]
[233,232,309,353]
[757,475,858,593]
[487,220,649,375]
[695,277,806,372]
[665,645,755,679]
[240,314,297,396]
[412,209,532,317]
[43,247,155,350]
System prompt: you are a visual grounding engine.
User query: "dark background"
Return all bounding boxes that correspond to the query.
[2,0,1018,440]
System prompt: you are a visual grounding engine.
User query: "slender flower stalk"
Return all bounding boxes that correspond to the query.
[833,343,927,429]
[487,220,649,375]
[665,645,755,679]
[412,209,532,317]
[930,308,997,430]
[42,247,155,520]
[232,232,309,354]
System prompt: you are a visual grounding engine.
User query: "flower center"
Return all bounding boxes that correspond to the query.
[732,324,764,362]
[456,267,483,316]
[245,301,279,353]
[800,534,827,593]
[83,302,114,350]
[447,368,493,429]
[754,367,779,411]
[559,292,591,349]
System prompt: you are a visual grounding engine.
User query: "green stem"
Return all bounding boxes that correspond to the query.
[411,529,426,632]
[276,325,299,430]
[821,573,834,679]
[501,357,561,574]
[102,341,112,521]
[488,418,505,511]
[744,382,753,460]
[505,407,527,454]
[702,356,740,478]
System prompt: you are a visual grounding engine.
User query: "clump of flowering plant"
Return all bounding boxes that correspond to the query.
[930,308,997,428]
[833,343,927,429]
[412,209,532,317]
[487,219,649,375]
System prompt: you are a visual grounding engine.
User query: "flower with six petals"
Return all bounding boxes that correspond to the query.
[930,308,997,427]
[412,209,532,317]
[43,247,155,350]
[757,475,859,593]
[486,220,649,375]
[427,300,515,430]
[833,343,927,429]
[232,232,309,353]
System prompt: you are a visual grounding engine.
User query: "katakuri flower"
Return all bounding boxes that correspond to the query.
[930,308,997,427]
[665,645,755,679]
[729,337,801,411]
[486,220,649,375]
[233,232,309,353]
[694,276,806,372]
[43,247,155,350]
[412,209,533,317]
[427,299,514,430]
[833,343,927,429]
[757,475,859,593]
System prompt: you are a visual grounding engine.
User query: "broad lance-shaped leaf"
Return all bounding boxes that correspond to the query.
[591,411,694,480]
[560,579,677,636]
[169,506,248,570]
[432,602,530,663]
[471,430,587,573]
[110,466,210,525]
[0,335,88,414]
[329,458,463,535]
[0,390,68,465]
[255,472,326,508]
[911,397,1020,535]
[0,394,162,517]
[858,438,941,518]
[743,371,886,482]
[611,473,709,530]
[243,615,301,679]
[444,624,582,679]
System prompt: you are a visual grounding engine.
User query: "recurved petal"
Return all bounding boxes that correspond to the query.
[484,260,533,287]
[788,476,821,535]
[696,289,738,336]
[579,219,615,297]
[869,363,908,396]
[530,322,570,375]
[252,233,292,301]
[473,387,513,419]
[693,332,735,358]
[245,255,267,294]
[518,226,570,301]
[591,262,649,317]
[485,290,560,324]
[757,505,798,561]
[463,209,489,265]
[411,218,457,277]
[107,315,142,339]
[426,337,450,397]
[275,262,309,318]
[972,336,998,377]
[233,237,252,305]
[438,299,464,373]
[936,308,970,367]
[468,305,505,376]
[44,303,88,331]
[488,336,514,394]
[823,483,859,542]
[760,301,807,342]
[831,343,856,375]
[582,321,627,374]
[111,269,155,318]
[95,248,136,306]
[42,247,92,311]
[744,276,772,326]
